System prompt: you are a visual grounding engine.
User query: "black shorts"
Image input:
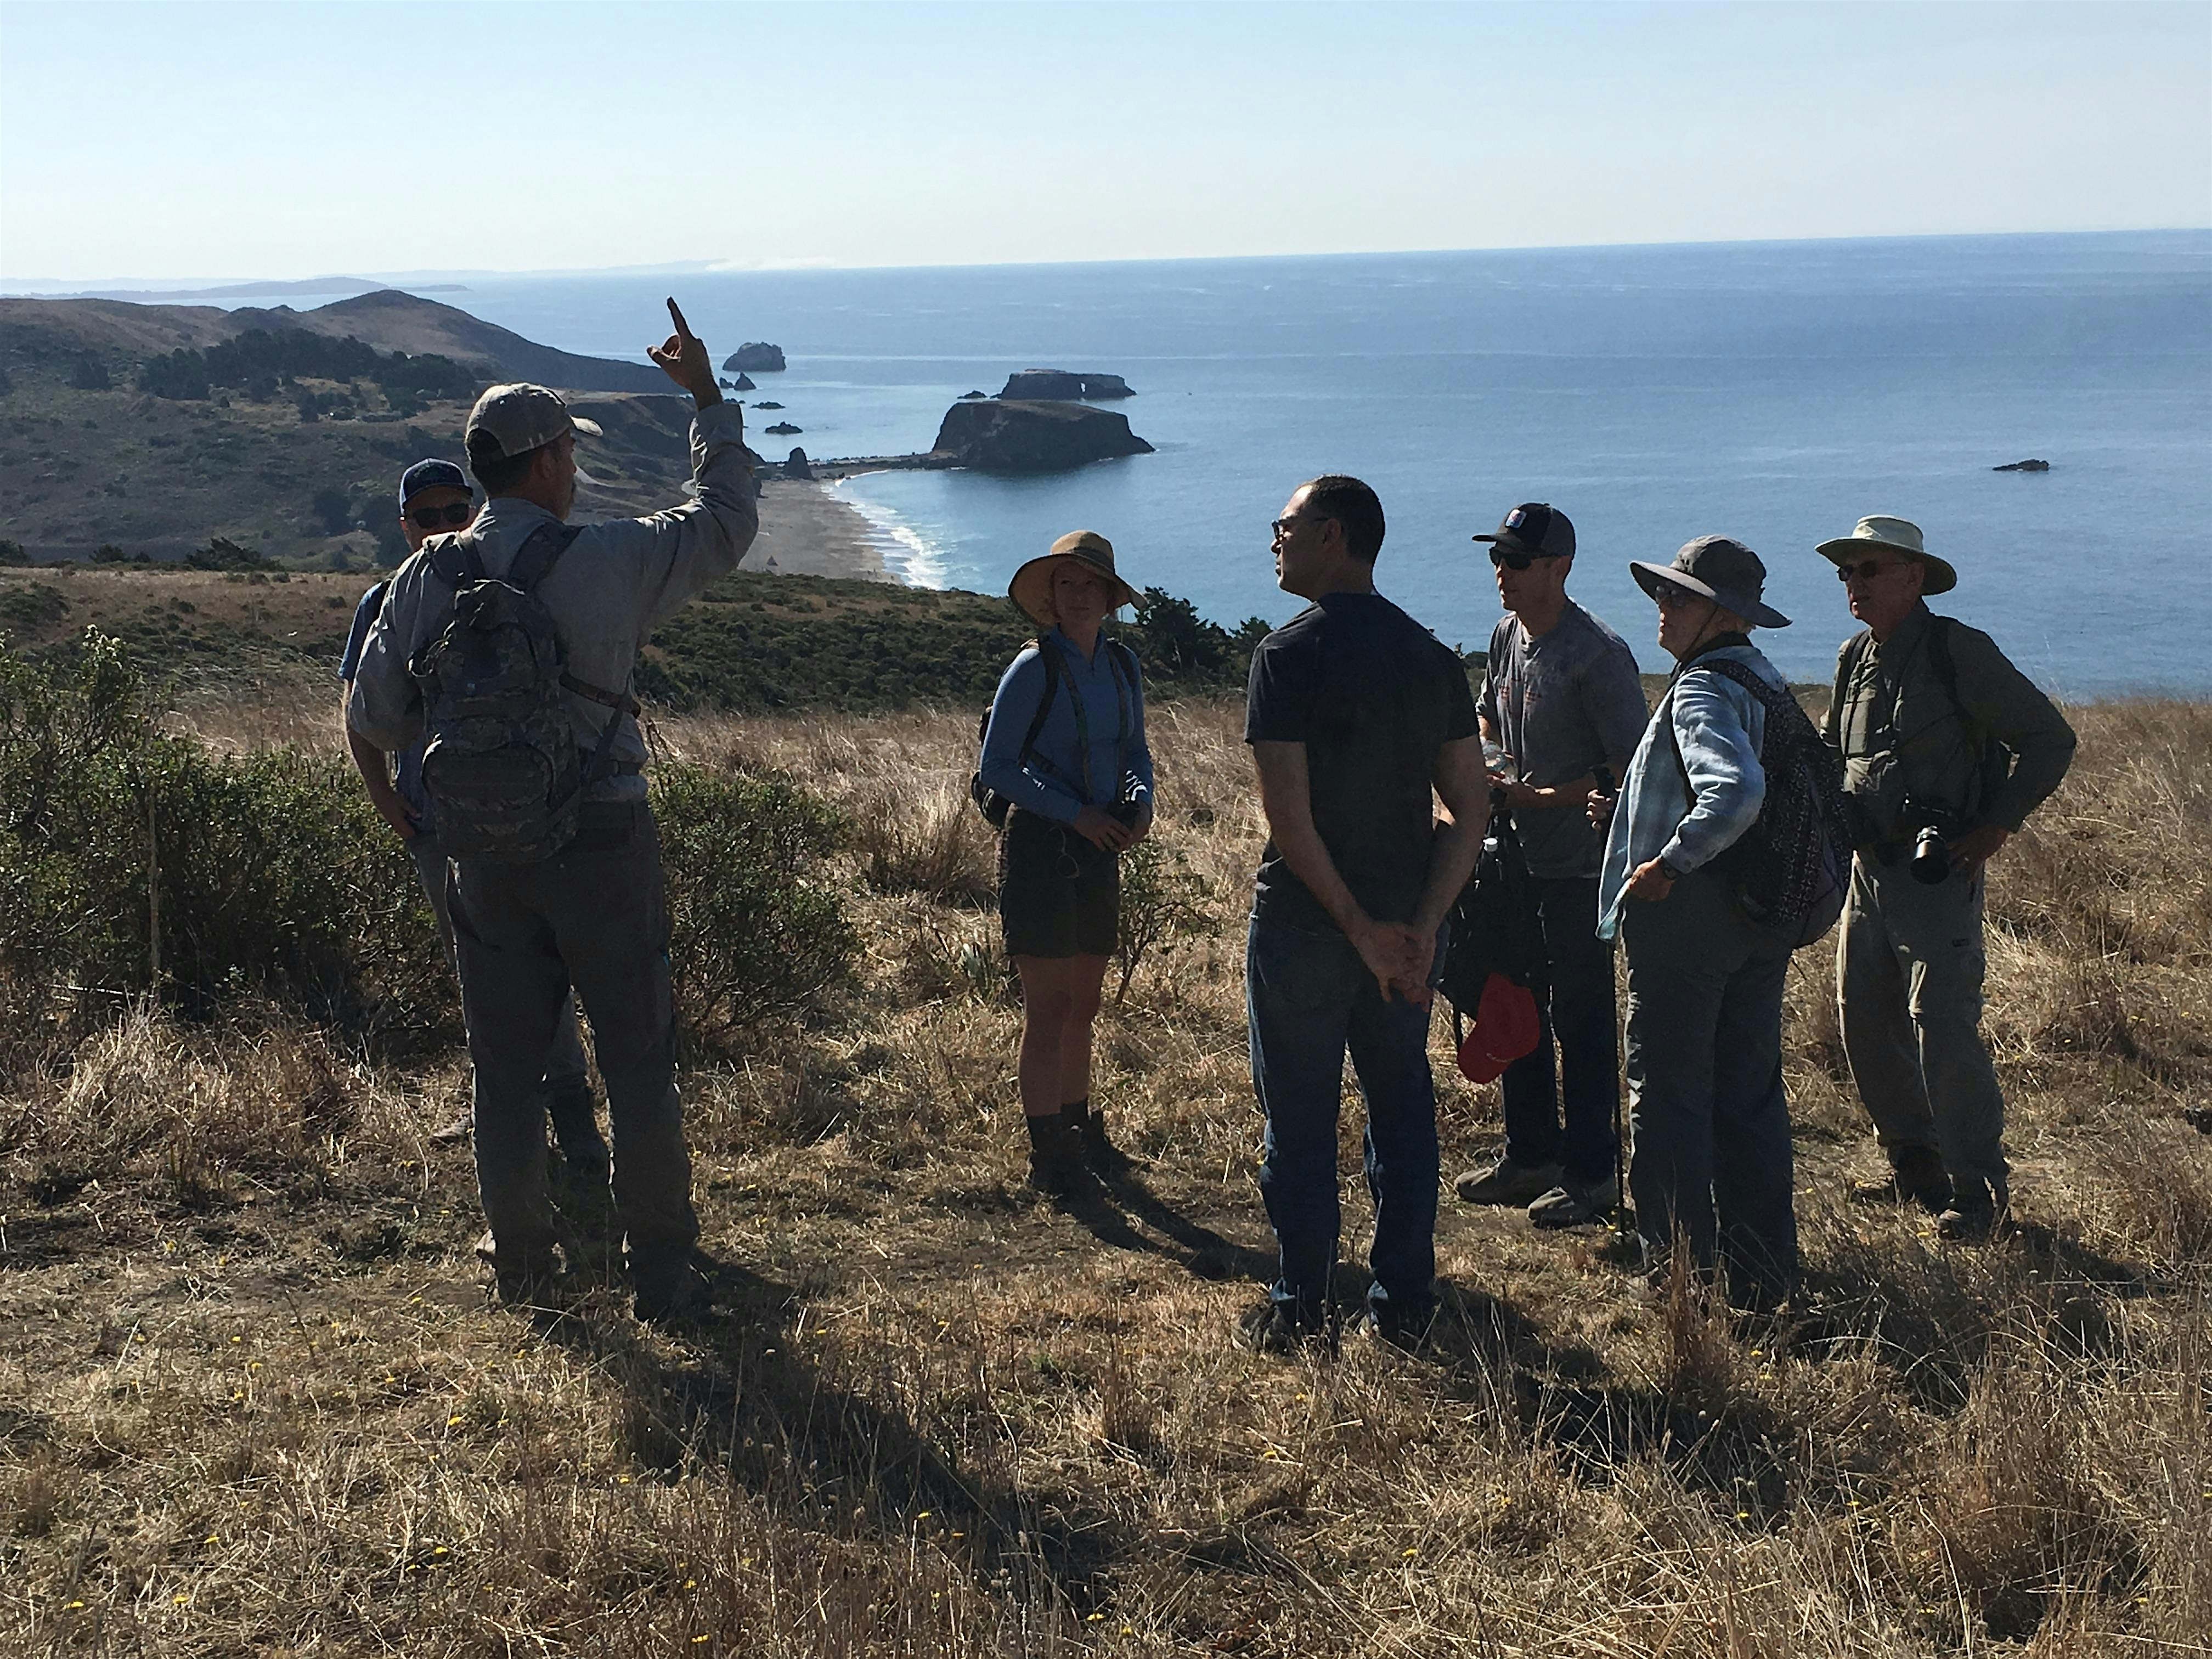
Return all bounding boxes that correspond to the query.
[998,808,1120,960]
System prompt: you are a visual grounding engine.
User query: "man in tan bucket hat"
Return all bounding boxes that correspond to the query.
[1816,515,2075,1239]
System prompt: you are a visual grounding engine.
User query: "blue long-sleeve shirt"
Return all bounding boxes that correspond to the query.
[1597,642,1778,940]
[979,628,1155,824]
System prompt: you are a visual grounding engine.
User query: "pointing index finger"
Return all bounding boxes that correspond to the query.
[665,297,693,341]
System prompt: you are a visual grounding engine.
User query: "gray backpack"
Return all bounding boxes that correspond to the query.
[408,521,636,862]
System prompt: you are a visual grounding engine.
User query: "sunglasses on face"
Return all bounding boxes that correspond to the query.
[1835,558,1906,582]
[1653,585,1706,612]
[406,501,473,531]
[1487,546,1558,572]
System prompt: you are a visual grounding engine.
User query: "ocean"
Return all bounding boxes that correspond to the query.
[397,232,2210,693]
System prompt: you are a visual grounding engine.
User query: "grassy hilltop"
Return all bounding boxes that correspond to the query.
[0,606,2205,1654]
[0,290,713,566]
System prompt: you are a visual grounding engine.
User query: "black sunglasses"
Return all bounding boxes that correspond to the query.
[1487,546,1560,572]
[1834,558,1909,582]
[406,501,473,531]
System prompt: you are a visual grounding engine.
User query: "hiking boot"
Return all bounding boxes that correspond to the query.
[478,1233,566,1311]
[1453,1156,1563,1207]
[1024,1111,1084,1196]
[1361,1300,1435,1352]
[541,1076,611,1173]
[1936,1180,2009,1242]
[1239,1299,1329,1357]
[1062,1098,1132,1173]
[632,1258,713,1326]
[1528,1173,1620,1230]
[1849,1147,1952,1212]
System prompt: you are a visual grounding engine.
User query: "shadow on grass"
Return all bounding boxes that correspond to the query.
[539,1256,1135,1614]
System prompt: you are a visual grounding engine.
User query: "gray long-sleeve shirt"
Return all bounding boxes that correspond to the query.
[1823,601,2075,842]
[347,401,756,801]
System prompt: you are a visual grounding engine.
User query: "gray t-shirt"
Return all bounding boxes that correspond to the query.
[1479,599,1650,880]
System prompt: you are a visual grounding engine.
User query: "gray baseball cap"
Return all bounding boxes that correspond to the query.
[463,382,603,467]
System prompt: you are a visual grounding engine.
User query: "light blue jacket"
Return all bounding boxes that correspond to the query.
[979,628,1155,824]
[1596,642,1781,940]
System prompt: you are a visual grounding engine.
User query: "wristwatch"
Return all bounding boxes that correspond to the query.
[1656,856,1685,881]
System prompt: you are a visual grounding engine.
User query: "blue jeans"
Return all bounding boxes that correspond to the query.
[1621,870,1798,1304]
[1499,875,1620,1184]
[1247,914,1442,1318]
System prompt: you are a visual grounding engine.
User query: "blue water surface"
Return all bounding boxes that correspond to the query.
[419,233,2210,693]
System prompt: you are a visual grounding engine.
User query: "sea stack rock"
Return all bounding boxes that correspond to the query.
[732,371,757,391]
[765,421,802,435]
[960,389,988,399]
[784,447,812,480]
[930,399,1153,472]
[1993,458,2051,472]
[722,343,786,373]
[996,369,1135,400]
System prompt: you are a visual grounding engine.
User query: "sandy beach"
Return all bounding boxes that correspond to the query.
[741,477,898,582]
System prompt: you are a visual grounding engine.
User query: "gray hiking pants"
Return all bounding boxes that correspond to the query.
[408,834,588,1085]
[1621,868,1798,1304]
[450,803,697,1281]
[1837,854,2008,1194]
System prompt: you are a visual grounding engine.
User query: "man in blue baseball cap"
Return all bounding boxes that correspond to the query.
[337,458,611,1193]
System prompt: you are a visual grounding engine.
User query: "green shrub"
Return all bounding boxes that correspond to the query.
[0,631,449,1049]
[1113,836,1211,1003]
[0,632,861,1060]
[653,761,857,1047]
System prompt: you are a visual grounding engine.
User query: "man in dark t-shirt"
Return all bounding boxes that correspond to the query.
[1243,475,1487,1353]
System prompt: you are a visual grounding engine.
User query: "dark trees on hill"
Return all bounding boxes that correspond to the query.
[134,329,480,406]
[70,354,111,390]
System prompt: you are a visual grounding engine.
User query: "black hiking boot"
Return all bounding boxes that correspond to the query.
[1024,1111,1084,1197]
[1936,1178,2010,1242]
[1239,1297,1330,1357]
[1062,1098,1132,1173]
[1849,1146,1953,1213]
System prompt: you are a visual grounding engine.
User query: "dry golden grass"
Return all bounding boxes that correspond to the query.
[3,695,2209,1656]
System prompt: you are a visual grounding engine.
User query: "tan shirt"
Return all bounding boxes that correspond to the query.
[1823,600,2075,843]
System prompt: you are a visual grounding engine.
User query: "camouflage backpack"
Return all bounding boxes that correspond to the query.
[408,521,637,862]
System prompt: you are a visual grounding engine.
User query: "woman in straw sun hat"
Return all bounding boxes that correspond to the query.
[978,531,1156,1194]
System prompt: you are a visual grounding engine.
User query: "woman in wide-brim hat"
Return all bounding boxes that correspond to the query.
[1593,534,1802,1310]
[978,531,1156,1194]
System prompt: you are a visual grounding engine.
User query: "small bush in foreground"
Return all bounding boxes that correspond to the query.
[0,630,448,1049]
[654,760,857,1048]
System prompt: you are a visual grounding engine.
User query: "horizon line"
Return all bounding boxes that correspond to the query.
[7,224,2208,295]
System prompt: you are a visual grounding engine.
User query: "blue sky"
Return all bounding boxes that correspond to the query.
[2,1,2207,282]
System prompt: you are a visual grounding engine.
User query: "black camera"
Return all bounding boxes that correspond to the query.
[1898,795,1959,885]
[1108,795,1144,829]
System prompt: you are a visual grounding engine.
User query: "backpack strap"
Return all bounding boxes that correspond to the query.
[1015,637,1063,772]
[1104,638,1137,796]
[507,520,585,591]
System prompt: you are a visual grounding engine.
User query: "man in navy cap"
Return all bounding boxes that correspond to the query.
[1453,503,1649,1229]
[337,458,610,1188]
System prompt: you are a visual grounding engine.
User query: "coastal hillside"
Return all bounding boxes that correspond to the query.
[0,561,1273,714]
[0,631,2204,1653]
[0,292,717,565]
[0,289,669,394]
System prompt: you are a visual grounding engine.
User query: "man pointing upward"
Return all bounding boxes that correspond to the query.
[348,300,757,1321]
